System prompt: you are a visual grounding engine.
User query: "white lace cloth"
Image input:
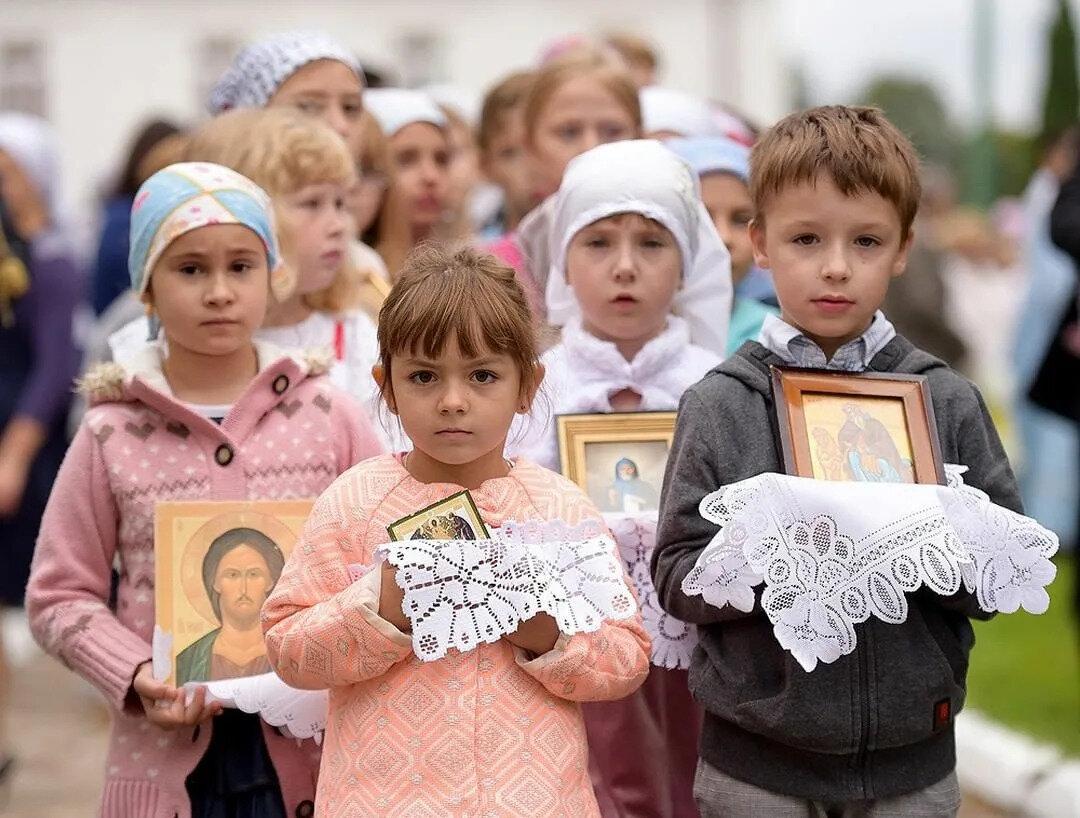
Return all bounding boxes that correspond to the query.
[375,519,637,662]
[682,465,1059,672]
[606,513,697,669]
[202,674,328,741]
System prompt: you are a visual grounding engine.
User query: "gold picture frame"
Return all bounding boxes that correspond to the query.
[770,366,946,485]
[386,489,491,541]
[556,412,677,514]
[154,499,313,687]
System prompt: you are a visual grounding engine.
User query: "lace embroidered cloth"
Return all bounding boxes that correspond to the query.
[375,519,637,662]
[681,466,1059,672]
[606,513,696,669]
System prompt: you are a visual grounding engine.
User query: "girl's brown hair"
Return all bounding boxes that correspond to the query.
[377,243,540,402]
[523,46,642,145]
[184,107,364,312]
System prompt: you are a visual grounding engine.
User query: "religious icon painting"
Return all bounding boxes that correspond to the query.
[556,412,677,514]
[386,490,491,542]
[154,499,313,686]
[770,366,945,485]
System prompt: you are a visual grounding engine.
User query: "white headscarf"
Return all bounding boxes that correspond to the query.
[208,31,361,114]
[0,112,70,256]
[640,86,716,138]
[545,140,732,357]
[363,88,447,137]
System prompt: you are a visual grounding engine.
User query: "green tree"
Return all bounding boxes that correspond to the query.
[858,77,959,168]
[1041,0,1080,146]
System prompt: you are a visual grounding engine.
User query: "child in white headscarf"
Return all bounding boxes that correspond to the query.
[517,139,732,818]
[361,88,455,280]
[527,139,731,466]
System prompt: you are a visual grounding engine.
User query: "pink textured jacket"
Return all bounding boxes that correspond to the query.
[26,342,384,818]
[263,454,651,817]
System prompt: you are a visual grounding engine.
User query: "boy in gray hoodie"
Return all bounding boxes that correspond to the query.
[651,105,1020,817]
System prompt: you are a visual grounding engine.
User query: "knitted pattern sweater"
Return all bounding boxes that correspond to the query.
[26,341,384,818]
[263,454,651,817]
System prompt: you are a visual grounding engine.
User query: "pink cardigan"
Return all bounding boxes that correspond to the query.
[263,454,651,816]
[26,342,384,818]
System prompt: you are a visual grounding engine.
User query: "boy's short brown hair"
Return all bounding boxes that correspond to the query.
[750,105,922,238]
[478,71,535,154]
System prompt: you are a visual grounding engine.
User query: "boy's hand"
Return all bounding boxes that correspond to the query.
[131,662,222,730]
[378,561,412,633]
[505,612,560,657]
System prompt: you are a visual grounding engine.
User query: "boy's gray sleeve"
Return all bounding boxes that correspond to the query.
[651,389,757,624]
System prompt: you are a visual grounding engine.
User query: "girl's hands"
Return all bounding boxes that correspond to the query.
[505,612,559,657]
[378,561,412,633]
[131,662,222,730]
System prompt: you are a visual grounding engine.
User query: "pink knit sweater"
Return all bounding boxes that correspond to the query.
[26,342,384,818]
[263,454,651,816]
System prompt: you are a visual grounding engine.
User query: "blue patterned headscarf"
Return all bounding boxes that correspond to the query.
[129,162,288,301]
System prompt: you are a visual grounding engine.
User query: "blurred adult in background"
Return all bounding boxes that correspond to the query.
[1045,133,1080,645]
[1012,126,1079,548]
[0,112,83,775]
[882,164,967,370]
[90,119,182,316]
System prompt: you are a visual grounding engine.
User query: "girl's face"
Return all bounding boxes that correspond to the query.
[378,337,537,480]
[147,224,269,356]
[269,60,365,158]
[701,172,754,283]
[528,76,637,201]
[389,123,450,236]
[279,182,350,295]
[565,213,682,355]
[446,119,480,215]
[481,109,533,220]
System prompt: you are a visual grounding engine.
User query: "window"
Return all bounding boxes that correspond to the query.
[0,40,47,117]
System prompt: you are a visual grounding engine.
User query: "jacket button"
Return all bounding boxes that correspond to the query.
[272,374,290,395]
[295,801,315,818]
[214,444,234,466]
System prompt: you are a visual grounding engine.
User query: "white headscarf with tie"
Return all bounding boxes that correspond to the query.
[545,139,732,357]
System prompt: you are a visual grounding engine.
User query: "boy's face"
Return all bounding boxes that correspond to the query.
[750,173,912,359]
[482,109,533,219]
[700,172,754,284]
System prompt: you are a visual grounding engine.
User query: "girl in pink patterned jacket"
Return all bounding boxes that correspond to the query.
[262,244,650,817]
[26,163,383,818]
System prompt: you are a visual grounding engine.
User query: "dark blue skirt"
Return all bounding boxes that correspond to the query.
[185,709,286,818]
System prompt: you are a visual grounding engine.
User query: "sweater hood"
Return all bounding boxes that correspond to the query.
[80,340,332,406]
[712,336,950,397]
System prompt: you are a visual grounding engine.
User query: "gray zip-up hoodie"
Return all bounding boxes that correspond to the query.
[651,336,1020,802]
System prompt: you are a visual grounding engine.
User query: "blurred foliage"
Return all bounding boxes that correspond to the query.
[1041,0,1080,148]
[968,554,1079,757]
[859,77,960,169]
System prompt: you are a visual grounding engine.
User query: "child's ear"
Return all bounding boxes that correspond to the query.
[892,227,916,277]
[518,363,545,413]
[748,218,771,270]
[140,288,154,314]
[371,365,398,414]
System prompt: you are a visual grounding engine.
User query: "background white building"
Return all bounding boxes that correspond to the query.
[1,0,787,237]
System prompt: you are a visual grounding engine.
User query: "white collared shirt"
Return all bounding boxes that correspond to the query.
[756,311,897,372]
